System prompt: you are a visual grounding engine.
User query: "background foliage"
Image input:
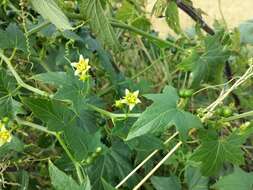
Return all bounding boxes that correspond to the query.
[0,0,253,189]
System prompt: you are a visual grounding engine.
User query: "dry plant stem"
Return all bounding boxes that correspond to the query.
[133,141,183,190]
[202,64,253,121]
[115,131,179,189]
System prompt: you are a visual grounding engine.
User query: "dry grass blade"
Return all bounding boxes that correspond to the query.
[115,132,179,189]
[133,141,183,190]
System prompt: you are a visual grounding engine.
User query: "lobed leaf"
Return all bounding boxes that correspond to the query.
[126,86,202,141]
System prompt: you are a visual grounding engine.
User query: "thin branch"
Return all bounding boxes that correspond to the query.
[16,118,56,135]
[133,141,183,190]
[175,0,215,35]
[202,63,253,121]
[115,132,179,189]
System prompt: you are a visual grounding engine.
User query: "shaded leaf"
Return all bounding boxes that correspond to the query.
[239,19,253,45]
[213,167,253,190]
[0,136,24,159]
[185,165,208,190]
[49,161,85,190]
[32,70,89,113]
[0,69,24,118]
[165,1,181,33]
[82,0,118,48]
[191,128,253,176]
[0,23,27,52]
[22,98,75,131]
[151,175,181,190]
[64,128,102,162]
[191,32,230,87]
[101,178,116,190]
[88,142,135,189]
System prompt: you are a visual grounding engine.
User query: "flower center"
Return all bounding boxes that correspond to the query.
[125,94,137,104]
[0,131,11,141]
[76,60,89,73]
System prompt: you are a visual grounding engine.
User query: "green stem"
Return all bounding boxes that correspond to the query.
[16,118,56,135]
[110,20,185,51]
[223,110,253,122]
[87,104,141,119]
[17,118,84,184]
[0,51,50,97]
[55,133,84,184]
[27,20,51,36]
[60,10,184,51]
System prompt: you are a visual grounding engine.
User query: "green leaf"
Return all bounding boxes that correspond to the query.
[49,161,84,190]
[126,86,202,141]
[151,176,181,190]
[22,97,98,160]
[115,0,137,22]
[22,97,75,131]
[239,19,253,45]
[88,142,135,189]
[81,0,118,48]
[191,128,253,176]
[151,0,167,17]
[64,128,102,162]
[30,0,72,30]
[165,1,181,33]
[127,134,165,151]
[0,69,24,118]
[191,32,230,87]
[0,136,24,159]
[101,178,116,190]
[0,23,27,52]
[81,32,125,85]
[32,71,89,113]
[185,165,208,190]
[131,16,151,32]
[213,167,253,190]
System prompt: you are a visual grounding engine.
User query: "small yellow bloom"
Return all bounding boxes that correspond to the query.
[71,55,91,80]
[121,89,141,110]
[0,125,12,147]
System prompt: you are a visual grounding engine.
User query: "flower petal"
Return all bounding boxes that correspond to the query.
[71,62,77,67]
[74,70,80,76]
[79,54,84,61]
[125,89,130,95]
[136,98,141,103]
[129,104,135,111]
[133,90,139,97]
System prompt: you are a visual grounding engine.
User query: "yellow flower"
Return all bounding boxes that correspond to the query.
[71,55,91,80]
[121,89,141,110]
[0,124,12,147]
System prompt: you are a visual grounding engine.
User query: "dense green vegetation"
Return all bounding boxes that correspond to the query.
[1,0,253,189]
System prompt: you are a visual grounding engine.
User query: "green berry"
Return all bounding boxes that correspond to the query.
[184,89,194,97]
[95,147,102,154]
[85,157,93,165]
[91,152,98,158]
[215,108,223,116]
[222,107,233,117]
[179,89,194,98]
[2,117,9,123]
